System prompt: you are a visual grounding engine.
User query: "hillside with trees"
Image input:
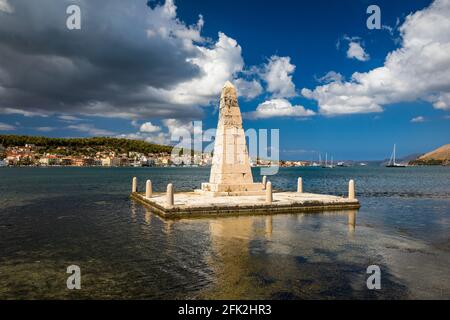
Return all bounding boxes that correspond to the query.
[0,135,173,155]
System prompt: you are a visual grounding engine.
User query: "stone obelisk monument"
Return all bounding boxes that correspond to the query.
[201,81,264,196]
[132,81,360,215]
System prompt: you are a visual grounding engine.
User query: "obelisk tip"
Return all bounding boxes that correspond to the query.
[223,81,235,89]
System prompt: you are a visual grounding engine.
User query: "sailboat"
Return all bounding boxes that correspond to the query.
[322,153,335,168]
[322,153,328,168]
[386,144,406,168]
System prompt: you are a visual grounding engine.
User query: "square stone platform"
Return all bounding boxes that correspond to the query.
[130,191,360,219]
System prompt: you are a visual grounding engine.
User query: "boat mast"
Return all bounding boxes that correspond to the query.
[388,145,394,166]
[393,144,396,165]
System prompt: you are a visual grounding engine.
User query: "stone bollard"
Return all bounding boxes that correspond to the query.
[132,177,137,193]
[262,175,267,189]
[145,180,152,198]
[266,181,273,204]
[166,183,174,207]
[348,179,355,200]
[297,177,303,193]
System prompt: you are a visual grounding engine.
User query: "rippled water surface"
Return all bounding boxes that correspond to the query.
[0,166,449,299]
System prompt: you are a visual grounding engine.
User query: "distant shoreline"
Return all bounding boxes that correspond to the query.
[1,163,448,169]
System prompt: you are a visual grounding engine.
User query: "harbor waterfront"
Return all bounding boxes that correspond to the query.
[0,165,449,299]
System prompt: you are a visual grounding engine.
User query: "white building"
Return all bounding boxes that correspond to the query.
[101,157,121,167]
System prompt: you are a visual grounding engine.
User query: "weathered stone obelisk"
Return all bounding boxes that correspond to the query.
[201,81,264,196]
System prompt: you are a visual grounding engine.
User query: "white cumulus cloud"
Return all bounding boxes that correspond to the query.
[260,56,297,98]
[245,55,317,119]
[234,78,263,100]
[162,32,247,105]
[142,31,262,110]
[302,0,450,115]
[139,121,161,133]
[347,41,370,61]
[119,118,199,146]
[245,99,315,119]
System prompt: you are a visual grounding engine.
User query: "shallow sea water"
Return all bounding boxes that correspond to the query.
[0,166,449,299]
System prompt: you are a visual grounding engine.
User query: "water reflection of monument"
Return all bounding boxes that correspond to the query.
[205,216,273,298]
[203,210,356,298]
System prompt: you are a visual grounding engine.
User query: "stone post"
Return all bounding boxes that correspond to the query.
[132,177,137,193]
[262,175,267,189]
[297,177,303,193]
[348,179,355,200]
[266,181,273,204]
[145,180,152,198]
[166,183,174,207]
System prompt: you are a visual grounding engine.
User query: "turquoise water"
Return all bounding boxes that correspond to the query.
[0,166,449,299]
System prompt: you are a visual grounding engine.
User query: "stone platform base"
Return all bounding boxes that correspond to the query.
[199,182,265,196]
[131,191,360,219]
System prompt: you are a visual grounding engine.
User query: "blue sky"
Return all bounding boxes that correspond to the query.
[0,0,449,160]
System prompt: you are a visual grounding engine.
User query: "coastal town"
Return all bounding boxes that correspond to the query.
[0,137,312,168]
[0,143,313,168]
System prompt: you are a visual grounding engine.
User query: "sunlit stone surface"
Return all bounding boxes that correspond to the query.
[200,81,264,196]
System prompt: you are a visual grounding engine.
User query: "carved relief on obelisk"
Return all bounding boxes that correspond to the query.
[201,81,264,196]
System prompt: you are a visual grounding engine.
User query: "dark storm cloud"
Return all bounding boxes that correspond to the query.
[0,0,203,119]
